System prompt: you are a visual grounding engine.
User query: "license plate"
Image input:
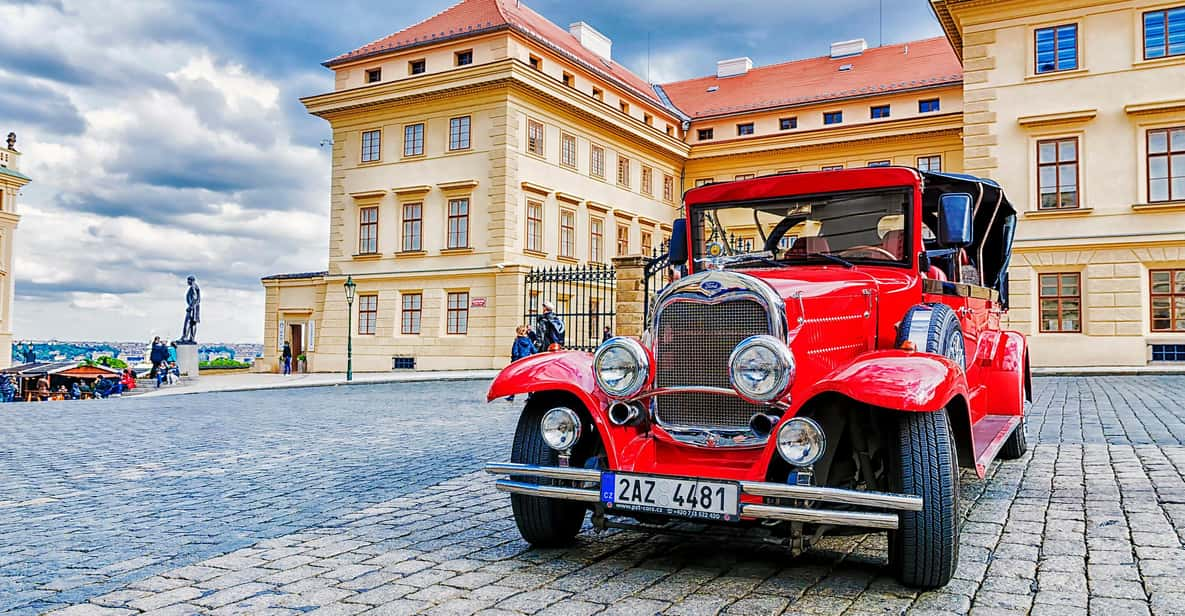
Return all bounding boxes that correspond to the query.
[600,473,740,522]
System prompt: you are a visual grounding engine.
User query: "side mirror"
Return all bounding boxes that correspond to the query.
[938,193,973,247]
[669,218,688,266]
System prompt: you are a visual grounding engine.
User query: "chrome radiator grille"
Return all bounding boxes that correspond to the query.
[653,299,771,429]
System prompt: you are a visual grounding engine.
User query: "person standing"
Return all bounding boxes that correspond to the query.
[0,374,13,402]
[602,325,613,343]
[149,336,168,378]
[534,301,566,351]
[281,341,293,375]
[506,325,536,402]
[35,375,50,401]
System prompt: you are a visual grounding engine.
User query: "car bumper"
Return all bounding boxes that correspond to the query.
[484,462,922,530]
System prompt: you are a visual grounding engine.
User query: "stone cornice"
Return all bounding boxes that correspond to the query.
[1017,109,1097,128]
[349,189,387,199]
[391,184,433,196]
[1125,98,1185,116]
[438,179,480,192]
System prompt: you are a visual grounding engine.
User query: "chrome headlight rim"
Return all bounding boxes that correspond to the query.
[727,335,795,403]
[540,406,582,451]
[593,337,651,399]
[775,416,826,466]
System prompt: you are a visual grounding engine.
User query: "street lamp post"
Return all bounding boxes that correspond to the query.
[344,276,356,382]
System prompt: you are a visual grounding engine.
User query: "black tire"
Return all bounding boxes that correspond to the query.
[888,410,960,589]
[897,304,966,370]
[509,401,587,546]
[997,416,1027,459]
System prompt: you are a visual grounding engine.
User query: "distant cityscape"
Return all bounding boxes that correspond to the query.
[13,341,264,365]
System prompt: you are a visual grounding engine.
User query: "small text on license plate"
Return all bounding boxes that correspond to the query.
[601,473,739,522]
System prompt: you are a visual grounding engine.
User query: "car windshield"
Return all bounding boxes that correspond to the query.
[690,188,912,268]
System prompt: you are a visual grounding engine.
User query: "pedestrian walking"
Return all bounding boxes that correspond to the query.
[507,325,536,402]
[534,301,566,352]
[281,341,293,375]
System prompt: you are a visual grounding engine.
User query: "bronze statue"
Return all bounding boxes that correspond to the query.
[180,275,201,343]
[5,133,14,151]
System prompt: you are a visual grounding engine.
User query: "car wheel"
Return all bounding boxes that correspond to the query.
[997,416,1028,460]
[888,409,960,589]
[898,304,966,369]
[509,399,587,547]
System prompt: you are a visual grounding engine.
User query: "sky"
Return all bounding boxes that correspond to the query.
[0,0,943,343]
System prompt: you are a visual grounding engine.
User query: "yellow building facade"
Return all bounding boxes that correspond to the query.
[264,0,1185,370]
[0,133,26,369]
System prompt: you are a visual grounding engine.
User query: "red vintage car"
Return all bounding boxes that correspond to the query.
[486,167,1028,589]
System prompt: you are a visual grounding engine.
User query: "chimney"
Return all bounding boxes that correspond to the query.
[830,38,868,59]
[568,22,611,61]
[716,57,753,78]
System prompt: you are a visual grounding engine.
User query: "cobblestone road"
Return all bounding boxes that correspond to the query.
[2,377,1184,615]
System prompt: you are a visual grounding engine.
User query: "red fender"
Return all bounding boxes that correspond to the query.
[802,350,969,413]
[976,330,1028,416]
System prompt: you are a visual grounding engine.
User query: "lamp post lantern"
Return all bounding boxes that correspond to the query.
[344,276,356,382]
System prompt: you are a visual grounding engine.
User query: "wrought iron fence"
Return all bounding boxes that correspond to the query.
[643,241,672,325]
[523,264,616,352]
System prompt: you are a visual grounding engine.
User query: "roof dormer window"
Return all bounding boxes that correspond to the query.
[366,68,382,83]
[409,59,426,75]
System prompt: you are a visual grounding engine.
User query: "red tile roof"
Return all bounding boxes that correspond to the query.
[326,0,665,107]
[659,37,962,120]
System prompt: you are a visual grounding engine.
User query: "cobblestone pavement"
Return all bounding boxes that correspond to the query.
[3,377,1185,615]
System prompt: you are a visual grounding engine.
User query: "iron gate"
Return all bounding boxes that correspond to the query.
[523,264,616,352]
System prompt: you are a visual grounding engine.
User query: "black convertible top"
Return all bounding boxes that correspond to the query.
[920,171,1017,302]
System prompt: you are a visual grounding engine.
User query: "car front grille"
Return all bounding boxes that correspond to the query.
[653,299,772,429]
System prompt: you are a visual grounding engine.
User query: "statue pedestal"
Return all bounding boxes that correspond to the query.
[176,344,199,380]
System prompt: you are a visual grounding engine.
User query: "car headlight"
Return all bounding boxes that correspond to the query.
[540,407,582,451]
[776,417,826,466]
[593,337,650,398]
[728,335,795,403]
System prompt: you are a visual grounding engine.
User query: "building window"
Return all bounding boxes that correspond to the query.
[694,178,713,187]
[592,87,604,101]
[697,128,714,141]
[641,230,653,255]
[559,209,575,258]
[665,125,674,136]
[823,111,843,125]
[409,59,426,75]
[734,174,755,181]
[526,200,543,253]
[455,49,473,66]
[617,155,630,188]
[1152,344,1185,361]
[616,223,629,256]
[403,123,424,157]
[620,101,630,114]
[358,206,378,254]
[663,174,675,202]
[361,129,381,162]
[401,293,422,334]
[821,165,844,171]
[1035,24,1078,73]
[449,116,470,151]
[780,117,797,130]
[562,71,574,87]
[868,160,891,167]
[528,54,541,70]
[1151,269,1185,331]
[1143,7,1185,60]
[918,98,941,113]
[737,123,755,136]
[1148,126,1185,202]
[590,144,605,178]
[528,290,540,316]
[366,68,382,83]
[446,292,469,334]
[917,155,942,172]
[401,202,422,252]
[644,113,654,126]
[447,198,469,248]
[1037,137,1079,209]
[641,166,653,196]
[527,119,545,156]
[560,133,577,169]
[358,295,378,335]
[871,105,891,119]
[590,217,603,262]
[1039,273,1081,332]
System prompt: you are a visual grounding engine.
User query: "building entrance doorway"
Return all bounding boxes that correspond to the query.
[289,323,303,370]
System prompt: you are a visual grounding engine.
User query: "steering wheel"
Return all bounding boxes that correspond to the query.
[835,245,897,260]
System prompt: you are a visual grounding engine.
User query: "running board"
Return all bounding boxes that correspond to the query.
[972,415,1022,477]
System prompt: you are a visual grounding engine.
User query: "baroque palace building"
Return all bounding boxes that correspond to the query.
[263,0,1185,371]
[0,134,26,369]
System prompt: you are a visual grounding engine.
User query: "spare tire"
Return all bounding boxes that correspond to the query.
[897,304,966,370]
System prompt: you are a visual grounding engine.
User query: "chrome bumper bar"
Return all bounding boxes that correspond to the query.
[484,462,922,531]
